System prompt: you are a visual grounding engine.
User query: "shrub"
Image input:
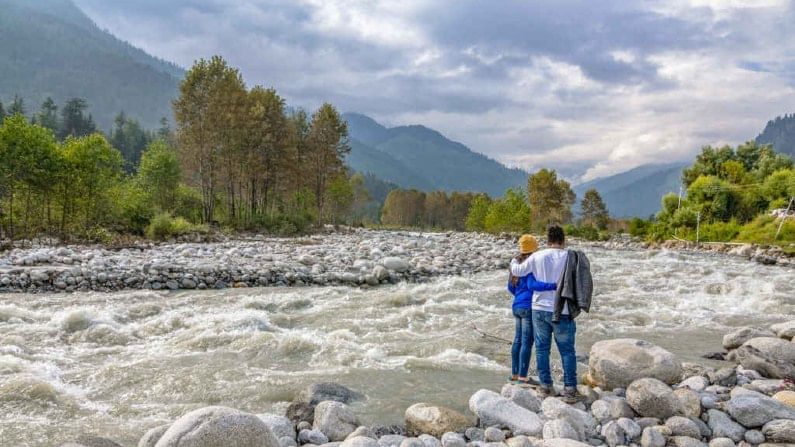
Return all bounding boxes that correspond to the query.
[145,212,207,240]
[628,218,649,237]
[737,215,795,243]
[698,220,741,242]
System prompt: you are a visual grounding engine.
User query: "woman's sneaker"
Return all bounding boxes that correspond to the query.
[561,386,584,404]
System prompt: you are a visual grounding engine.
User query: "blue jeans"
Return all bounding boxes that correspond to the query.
[511,307,533,378]
[532,310,577,387]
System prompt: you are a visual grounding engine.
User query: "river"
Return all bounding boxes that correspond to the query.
[1,246,793,446]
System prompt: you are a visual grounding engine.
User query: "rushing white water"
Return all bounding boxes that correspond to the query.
[0,246,793,446]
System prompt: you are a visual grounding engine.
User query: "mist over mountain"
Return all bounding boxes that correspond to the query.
[0,0,181,131]
[344,113,528,197]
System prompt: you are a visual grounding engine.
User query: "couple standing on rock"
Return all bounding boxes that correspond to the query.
[507,225,592,404]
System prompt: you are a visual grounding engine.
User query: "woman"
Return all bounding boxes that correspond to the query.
[507,234,557,385]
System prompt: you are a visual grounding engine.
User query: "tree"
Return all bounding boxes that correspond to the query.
[424,191,449,228]
[483,188,532,233]
[325,174,355,224]
[527,169,575,229]
[36,97,59,133]
[0,100,5,121]
[446,192,475,230]
[173,55,247,223]
[137,139,181,212]
[306,103,350,222]
[381,189,426,227]
[110,111,152,171]
[580,189,610,229]
[8,95,26,116]
[465,193,492,231]
[59,98,96,139]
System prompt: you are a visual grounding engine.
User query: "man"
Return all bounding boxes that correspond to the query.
[510,225,582,402]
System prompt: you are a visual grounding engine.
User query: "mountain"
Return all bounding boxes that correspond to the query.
[343,113,528,197]
[0,0,181,131]
[574,163,686,218]
[756,113,795,157]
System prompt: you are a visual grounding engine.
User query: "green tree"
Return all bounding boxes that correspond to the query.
[36,97,59,133]
[59,98,96,139]
[173,55,247,223]
[8,95,26,116]
[483,188,532,233]
[137,139,181,212]
[325,174,355,224]
[465,193,492,231]
[528,169,575,229]
[580,188,610,229]
[307,103,350,222]
[446,192,475,230]
[110,111,152,171]
[0,100,5,121]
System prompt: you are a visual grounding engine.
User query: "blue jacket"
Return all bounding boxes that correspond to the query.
[508,273,557,310]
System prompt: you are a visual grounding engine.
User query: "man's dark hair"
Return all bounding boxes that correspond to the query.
[548,225,565,245]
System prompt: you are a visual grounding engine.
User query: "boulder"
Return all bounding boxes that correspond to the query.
[154,406,279,447]
[299,429,329,444]
[541,397,598,441]
[468,389,543,436]
[722,327,774,350]
[483,428,504,443]
[617,418,642,441]
[747,379,785,395]
[770,321,795,340]
[668,436,706,447]
[541,440,592,447]
[674,388,702,418]
[707,410,746,442]
[287,402,316,425]
[405,403,471,438]
[544,419,580,441]
[299,383,364,406]
[590,397,635,423]
[139,425,170,447]
[707,439,735,447]
[381,257,409,273]
[588,339,682,390]
[279,436,298,447]
[314,401,360,441]
[440,433,466,447]
[707,368,737,387]
[679,376,709,393]
[418,434,441,447]
[465,428,484,442]
[726,388,795,428]
[346,427,376,440]
[728,338,795,379]
[504,436,532,447]
[772,390,795,408]
[744,430,765,444]
[762,419,795,443]
[340,438,379,447]
[501,384,542,413]
[626,378,683,419]
[398,438,424,447]
[379,435,407,447]
[665,417,701,439]
[640,426,667,447]
[259,414,297,440]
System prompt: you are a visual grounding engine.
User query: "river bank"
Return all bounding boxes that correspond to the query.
[1,229,793,294]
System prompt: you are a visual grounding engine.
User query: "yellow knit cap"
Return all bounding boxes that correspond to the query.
[519,234,538,254]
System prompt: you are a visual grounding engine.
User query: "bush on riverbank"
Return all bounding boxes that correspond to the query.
[145,212,208,241]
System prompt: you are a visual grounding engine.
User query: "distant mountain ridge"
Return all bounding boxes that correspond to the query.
[0,0,181,130]
[343,113,528,197]
[756,113,795,157]
[574,163,686,218]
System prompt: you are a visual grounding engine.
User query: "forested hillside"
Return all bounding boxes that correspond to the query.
[756,113,795,157]
[344,113,528,197]
[0,0,180,131]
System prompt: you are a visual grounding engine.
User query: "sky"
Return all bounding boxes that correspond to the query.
[73,0,795,181]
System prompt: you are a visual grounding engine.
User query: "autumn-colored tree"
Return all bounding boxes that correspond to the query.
[306,103,350,222]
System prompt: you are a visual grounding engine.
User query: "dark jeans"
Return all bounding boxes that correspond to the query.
[511,307,533,378]
[532,310,577,387]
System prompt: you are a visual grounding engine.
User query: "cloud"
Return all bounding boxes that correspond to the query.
[73,0,795,182]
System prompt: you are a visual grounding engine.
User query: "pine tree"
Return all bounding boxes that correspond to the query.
[37,97,59,133]
[59,98,96,139]
[8,95,26,116]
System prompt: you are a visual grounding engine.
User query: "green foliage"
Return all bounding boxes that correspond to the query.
[136,139,180,212]
[483,188,531,233]
[528,169,575,229]
[580,188,610,229]
[465,194,492,231]
[111,112,153,170]
[564,224,607,241]
[628,218,649,237]
[145,212,207,241]
[736,215,795,243]
[699,221,741,242]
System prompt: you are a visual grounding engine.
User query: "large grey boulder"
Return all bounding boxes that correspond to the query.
[762,419,795,443]
[673,388,702,418]
[468,389,543,436]
[381,257,409,272]
[722,327,774,350]
[770,320,795,340]
[154,406,279,447]
[139,425,170,447]
[726,388,795,428]
[590,397,635,423]
[404,403,471,438]
[707,438,735,447]
[544,419,580,441]
[379,435,407,447]
[626,378,683,419]
[541,397,598,441]
[440,433,465,447]
[501,384,542,413]
[706,410,745,442]
[259,414,297,440]
[314,401,360,442]
[587,339,682,390]
[299,383,364,406]
[727,337,795,379]
[640,426,668,447]
[665,417,701,439]
[668,436,706,447]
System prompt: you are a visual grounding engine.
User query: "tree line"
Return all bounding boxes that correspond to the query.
[0,56,366,241]
[380,168,611,236]
[631,141,795,242]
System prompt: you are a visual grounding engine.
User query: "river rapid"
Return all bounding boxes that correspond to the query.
[1,246,793,446]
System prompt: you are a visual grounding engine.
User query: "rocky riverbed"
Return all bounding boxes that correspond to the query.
[58,321,795,447]
[1,229,792,294]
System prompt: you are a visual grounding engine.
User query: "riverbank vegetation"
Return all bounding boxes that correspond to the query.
[0,56,366,242]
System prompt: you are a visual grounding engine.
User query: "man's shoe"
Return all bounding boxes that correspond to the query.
[561,386,584,404]
[518,376,540,387]
[536,384,556,398]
